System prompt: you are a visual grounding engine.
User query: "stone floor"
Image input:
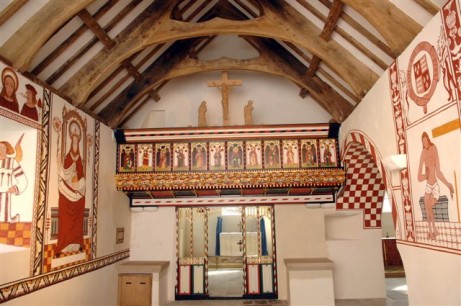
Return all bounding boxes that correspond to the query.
[165,277,408,306]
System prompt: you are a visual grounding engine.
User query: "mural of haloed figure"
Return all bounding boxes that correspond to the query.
[50,107,94,267]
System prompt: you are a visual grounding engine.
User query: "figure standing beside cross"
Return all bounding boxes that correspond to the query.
[208,71,242,126]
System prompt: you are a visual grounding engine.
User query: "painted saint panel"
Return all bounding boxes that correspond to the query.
[319,139,337,167]
[264,140,281,169]
[136,144,153,172]
[173,143,189,171]
[246,140,262,170]
[191,142,207,171]
[282,139,299,169]
[47,97,96,272]
[300,139,318,168]
[118,144,136,172]
[227,141,244,170]
[209,141,225,171]
[155,143,171,171]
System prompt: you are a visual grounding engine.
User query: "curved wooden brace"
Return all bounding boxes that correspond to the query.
[0,0,95,72]
[60,1,378,106]
[105,56,354,128]
[342,0,422,56]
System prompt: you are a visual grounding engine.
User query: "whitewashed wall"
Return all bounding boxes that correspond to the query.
[129,207,177,302]
[274,205,385,300]
[340,6,461,305]
[124,35,332,129]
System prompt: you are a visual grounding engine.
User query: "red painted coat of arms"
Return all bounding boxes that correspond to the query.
[406,41,439,114]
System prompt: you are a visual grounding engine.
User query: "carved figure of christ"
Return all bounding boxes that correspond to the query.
[207,71,242,126]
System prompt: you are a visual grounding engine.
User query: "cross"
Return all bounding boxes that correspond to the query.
[208,71,242,126]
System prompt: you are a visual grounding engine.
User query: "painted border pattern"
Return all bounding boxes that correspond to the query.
[123,124,330,142]
[91,121,100,258]
[442,0,461,120]
[32,88,52,275]
[389,60,416,242]
[0,249,129,303]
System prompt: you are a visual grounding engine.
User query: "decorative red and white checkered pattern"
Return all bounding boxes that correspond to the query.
[337,142,385,228]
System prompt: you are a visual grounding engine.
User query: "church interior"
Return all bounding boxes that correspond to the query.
[0,0,460,305]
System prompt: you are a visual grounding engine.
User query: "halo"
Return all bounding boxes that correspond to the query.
[69,121,82,140]
[1,67,19,91]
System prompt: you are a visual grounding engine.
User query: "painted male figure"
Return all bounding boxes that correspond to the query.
[417,132,454,239]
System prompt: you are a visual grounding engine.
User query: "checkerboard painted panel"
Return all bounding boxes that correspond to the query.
[337,142,385,228]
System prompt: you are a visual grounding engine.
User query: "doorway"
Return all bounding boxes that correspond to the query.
[208,206,244,297]
[175,206,277,299]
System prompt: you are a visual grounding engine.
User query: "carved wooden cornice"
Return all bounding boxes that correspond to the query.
[115,168,345,191]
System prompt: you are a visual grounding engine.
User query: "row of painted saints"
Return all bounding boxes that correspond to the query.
[118,139,338,172]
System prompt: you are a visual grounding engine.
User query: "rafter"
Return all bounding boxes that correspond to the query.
[341,0,422,56]
[0,0,95,72]
[283,41,360,104]
[98,38,198,127]
[0,0,27,26]
[414,0,440,15]
[297,0,390,66]
[60,1,377,106]
[316,0,394,58]
[78,9,115,49]
[44,0,140,85]
[87,46,164,112]
[99,34,354,128]
[31,0,123,76]
[300,0,343,98]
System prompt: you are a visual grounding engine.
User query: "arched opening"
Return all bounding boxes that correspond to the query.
[339,139,407,301]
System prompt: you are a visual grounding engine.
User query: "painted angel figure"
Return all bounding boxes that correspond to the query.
[0,134,27,222]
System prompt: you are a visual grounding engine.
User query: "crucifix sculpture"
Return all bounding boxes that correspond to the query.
[208,71,242,126]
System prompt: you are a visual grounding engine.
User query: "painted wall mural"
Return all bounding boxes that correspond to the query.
[0,61,128,302]
[0,62,42,285]
[388,0,461,252]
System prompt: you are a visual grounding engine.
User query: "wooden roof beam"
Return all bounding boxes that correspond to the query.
[90,0,213,111]
[300,0,343,98]
[78,7,154,107]
[0,0,95,72]
[60,0,377,106]
[78,9,115,49]
[414,0,440,15]
[31,0,123,76]
[297,0,390,66]
[0,0,28,26]
[101,34,354,127]
[44,0,140,85]
[284,41,359,104]
[99,38,198,127]
[316,0,393,58]
[341,0,422,56]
